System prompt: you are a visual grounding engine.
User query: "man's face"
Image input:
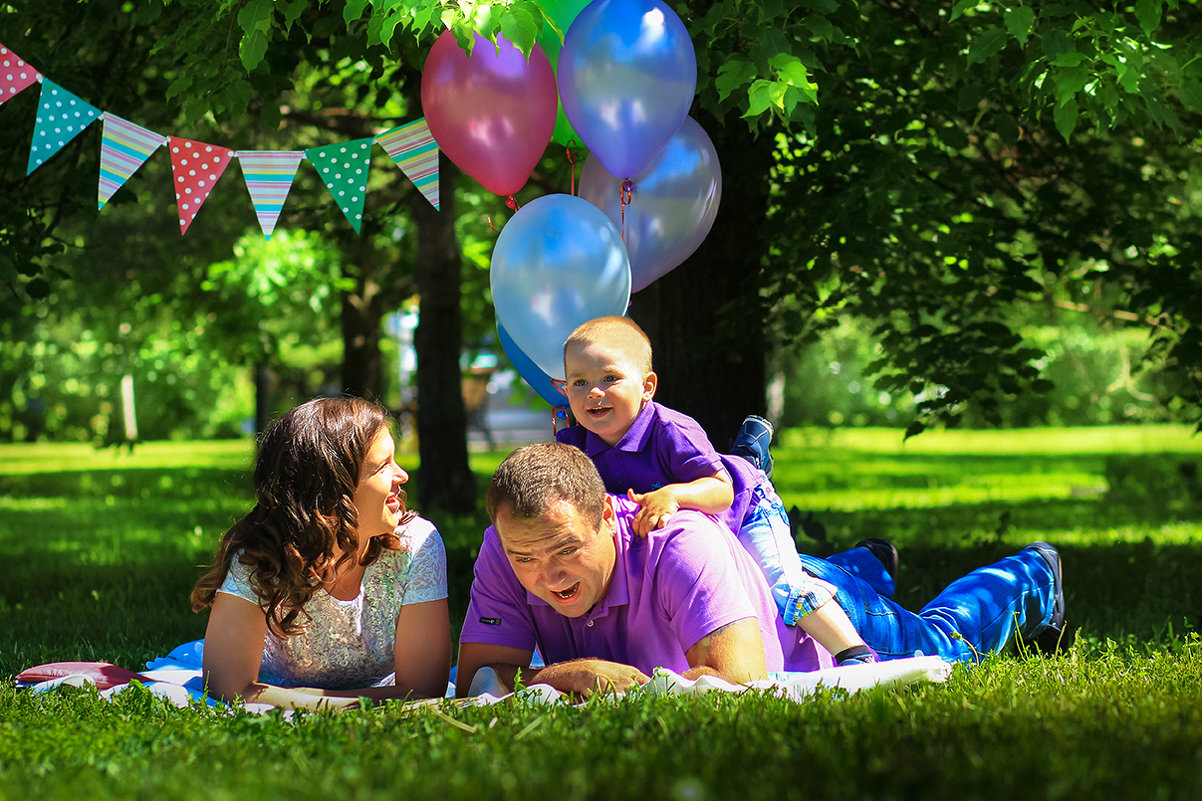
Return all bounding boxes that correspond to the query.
[495,496,618,618]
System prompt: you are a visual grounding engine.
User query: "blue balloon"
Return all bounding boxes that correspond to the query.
[498,324,568,408]
[491,193,631,380]
[558,0,697,178]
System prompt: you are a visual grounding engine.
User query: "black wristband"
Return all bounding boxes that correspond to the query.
[835,645,874,663]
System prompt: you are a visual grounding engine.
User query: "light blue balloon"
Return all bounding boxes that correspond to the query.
[497,323,568,408]
[559,0,697,178]
[491,194,631,380]
[579,116,721,292]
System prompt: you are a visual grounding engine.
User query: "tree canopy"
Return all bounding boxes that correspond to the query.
[5,0,1202,458]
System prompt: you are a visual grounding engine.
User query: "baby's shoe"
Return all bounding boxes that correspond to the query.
[731,414,775,478]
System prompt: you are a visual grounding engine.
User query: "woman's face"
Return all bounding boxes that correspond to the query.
[351,429,408,547]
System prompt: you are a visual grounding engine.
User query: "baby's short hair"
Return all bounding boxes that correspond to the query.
[564,316,653,374]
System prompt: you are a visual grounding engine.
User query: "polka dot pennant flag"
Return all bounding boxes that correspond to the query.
[0,43,41,107]
[26,78,100,175]
[305,137,373,233]
[168,136,235,235]
[375,118,440,211]
[98,113,167,210]
[236,150,305,241]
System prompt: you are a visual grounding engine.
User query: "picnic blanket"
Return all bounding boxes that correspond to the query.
[15,640,952,711]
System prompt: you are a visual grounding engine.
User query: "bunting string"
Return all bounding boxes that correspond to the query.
[1,40,441,240]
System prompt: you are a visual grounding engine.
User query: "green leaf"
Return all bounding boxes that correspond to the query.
[950,0,978,22]
[1134,0,1163,37]
[1053,97,1078,142]
[1050,51,1085,67]
[1004,7,1036,46]
[344,0,370,26]
[715,59,758,102]
[745,79,774,117]
[279,0,305,31]
[499,6,539,58]
[236,0,273,34]
[239,28,269,71]
[1179,79,1202,112]
[903,421,926,441]
[967,27,1008,66]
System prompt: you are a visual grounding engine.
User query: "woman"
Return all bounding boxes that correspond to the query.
[191,397,450,709]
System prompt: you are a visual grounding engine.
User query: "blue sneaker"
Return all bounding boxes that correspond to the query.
[732,415,774,478]
[1021,542,1073,655]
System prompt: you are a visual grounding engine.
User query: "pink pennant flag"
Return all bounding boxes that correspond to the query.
[375,118,440,211]
[236,150,305,241]
[99,114,167,210]
[27,79,100,175]
[168,136,234,235]
[305,138,373,233]
[0,43,40,106]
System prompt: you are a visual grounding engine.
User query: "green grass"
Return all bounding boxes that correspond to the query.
[2,425,1201,800]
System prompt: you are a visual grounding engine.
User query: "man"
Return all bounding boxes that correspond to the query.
[456,443,1066,698]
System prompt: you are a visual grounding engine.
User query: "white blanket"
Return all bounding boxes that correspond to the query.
[18,640,951,712]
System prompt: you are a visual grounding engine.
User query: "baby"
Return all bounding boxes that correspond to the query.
[555,316,877,666]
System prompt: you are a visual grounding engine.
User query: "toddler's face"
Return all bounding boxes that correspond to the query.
[563,340,656,446]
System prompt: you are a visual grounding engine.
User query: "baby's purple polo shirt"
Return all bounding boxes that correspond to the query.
[555,401,765,536]
[459,496,832,675]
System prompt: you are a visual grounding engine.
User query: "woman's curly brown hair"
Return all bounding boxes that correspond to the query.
[190,397,413,637]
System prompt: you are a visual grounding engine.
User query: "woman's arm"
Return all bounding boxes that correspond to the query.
[201,591,359,710]
[390,597,451,699]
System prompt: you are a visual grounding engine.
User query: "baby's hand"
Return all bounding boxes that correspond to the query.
[627,488,680,537]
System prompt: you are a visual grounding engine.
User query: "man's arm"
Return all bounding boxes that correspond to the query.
[457,642,649,698]
[682,618,769,684]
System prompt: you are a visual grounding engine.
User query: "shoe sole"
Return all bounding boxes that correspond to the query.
[1022,541,1074,654]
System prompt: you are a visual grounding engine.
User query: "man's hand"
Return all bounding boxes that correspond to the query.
[530,659,650,698]
[627,488,680,537]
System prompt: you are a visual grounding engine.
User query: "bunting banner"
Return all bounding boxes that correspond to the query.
[169,137,235,235]
[0,42,40,106]
[98,114,167,210]
[306,137,373,233]
[27,78,100,175]
[1,41,442,241]
[236,150,305,241]
[376,118,440,211]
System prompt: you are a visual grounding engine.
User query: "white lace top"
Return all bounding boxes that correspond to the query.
[217,516,447,690]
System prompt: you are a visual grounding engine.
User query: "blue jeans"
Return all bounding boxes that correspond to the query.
[739,484,837,624]
[800,547,1056,663]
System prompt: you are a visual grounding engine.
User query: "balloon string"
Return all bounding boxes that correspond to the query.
[566,144,577,196]
[620,179,633,241]
[488,196,522,232]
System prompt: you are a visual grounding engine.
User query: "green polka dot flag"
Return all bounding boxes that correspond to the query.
[305,137,373,233]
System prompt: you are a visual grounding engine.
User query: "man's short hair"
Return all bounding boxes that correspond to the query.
[486,442,606,527]
[564,316,653,375]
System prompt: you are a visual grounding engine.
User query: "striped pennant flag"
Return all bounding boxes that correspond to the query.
[0,43,40,106]
[98,114,166,209]
[27,78,100,175]
[236,150,304,241]
[375,118,440,211]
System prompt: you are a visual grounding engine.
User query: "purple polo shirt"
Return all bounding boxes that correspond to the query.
[459,495,832,675]
[556,401,765,536]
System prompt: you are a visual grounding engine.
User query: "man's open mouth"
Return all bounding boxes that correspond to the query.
[553,582,581,601]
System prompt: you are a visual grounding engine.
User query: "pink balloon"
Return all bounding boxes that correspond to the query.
[421,31,558,197]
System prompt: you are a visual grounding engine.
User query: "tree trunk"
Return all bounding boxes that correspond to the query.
[410,174,477,514]
[339,222,386,401]
[627,111,774,449]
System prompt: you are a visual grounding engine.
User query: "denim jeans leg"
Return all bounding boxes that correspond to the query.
[798,548,1055,663]
[826,546,895,598]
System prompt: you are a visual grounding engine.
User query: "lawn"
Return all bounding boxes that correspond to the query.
[2,426,1201,800]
